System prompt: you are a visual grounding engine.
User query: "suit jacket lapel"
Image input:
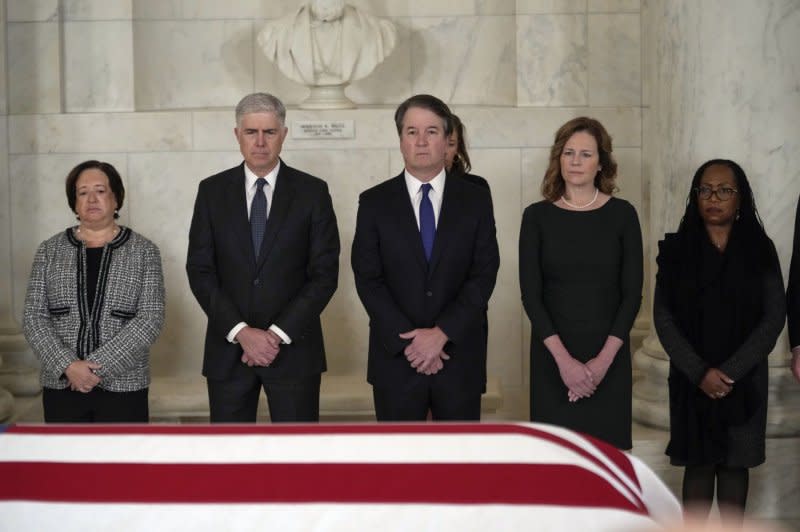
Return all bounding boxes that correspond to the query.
[388,173,429,272]
[255,160,295,271]
[226,164,257,265]
[428,174,459,275]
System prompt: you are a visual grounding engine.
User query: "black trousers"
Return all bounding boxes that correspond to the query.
[207,363,321,422]
[42,387,149,423]
[373,375,482,421]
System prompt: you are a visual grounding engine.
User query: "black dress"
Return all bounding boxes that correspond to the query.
[519,198,643,449]
[654,231,785,467]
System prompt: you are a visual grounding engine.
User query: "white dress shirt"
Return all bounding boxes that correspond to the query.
[227,161,292,345]
[404,168,446,229]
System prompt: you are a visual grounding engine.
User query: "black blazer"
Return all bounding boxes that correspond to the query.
[788,195,800,348]
[187,161,340,381]
[351,172,500,392]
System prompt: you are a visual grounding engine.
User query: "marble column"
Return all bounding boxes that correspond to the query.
[0,0,15,421]
[0,0,40,422]
[633,0,800,435]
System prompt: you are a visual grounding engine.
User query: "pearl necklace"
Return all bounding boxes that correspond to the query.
[76,225,119,243]
[561,188,599,210]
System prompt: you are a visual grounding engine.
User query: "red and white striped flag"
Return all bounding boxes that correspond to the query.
[0,422,680,531]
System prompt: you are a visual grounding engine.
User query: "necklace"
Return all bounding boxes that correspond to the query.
[561,188,599,210]
[76,225,119,243]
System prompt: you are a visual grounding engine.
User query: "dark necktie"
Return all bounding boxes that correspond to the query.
[250,178,268,258]
[419,183,435,261]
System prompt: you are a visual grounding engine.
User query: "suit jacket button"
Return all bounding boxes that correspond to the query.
[253,279,260,286]
[426,290,433,297]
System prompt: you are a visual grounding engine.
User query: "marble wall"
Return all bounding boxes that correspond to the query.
[3,0,651,418]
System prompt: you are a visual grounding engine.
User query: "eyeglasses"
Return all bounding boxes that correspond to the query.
[694,185,738,201]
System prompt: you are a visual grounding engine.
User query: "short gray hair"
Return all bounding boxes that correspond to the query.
[235,93,286,127]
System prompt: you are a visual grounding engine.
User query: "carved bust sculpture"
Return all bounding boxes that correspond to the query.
[258,0,397,108]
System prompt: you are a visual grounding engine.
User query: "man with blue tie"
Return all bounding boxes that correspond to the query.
[187,93,340,422]
[352,94,500,421]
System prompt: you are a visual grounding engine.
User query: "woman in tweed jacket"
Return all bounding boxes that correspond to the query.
[23,160,165,422]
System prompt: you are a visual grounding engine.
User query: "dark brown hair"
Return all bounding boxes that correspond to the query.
[66,160,125,219]
[394,94,453,137]
[449,114,472,176]
[540,117,617,202]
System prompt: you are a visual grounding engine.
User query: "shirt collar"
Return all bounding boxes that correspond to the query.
[404,167,446,197]
[244,160,281,190]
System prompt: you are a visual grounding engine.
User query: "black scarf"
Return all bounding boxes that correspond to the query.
[657,225,766,464]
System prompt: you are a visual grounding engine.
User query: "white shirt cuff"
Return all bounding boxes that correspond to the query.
[269,324,292,344]
[227,322,248,343]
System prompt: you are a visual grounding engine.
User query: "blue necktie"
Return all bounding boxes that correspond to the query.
[250,178,268,258]
[419,183,435,261]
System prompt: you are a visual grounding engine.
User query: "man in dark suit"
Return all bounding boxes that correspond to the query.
[788,195,800,383]
[187,93,340,422]
[351,94,500,421]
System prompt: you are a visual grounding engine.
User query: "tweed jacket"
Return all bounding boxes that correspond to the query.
[23,227,165,392]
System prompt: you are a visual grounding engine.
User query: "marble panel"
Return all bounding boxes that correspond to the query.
[345,22,411,106]
[516,0,586,14]
[0,118,10,307]
[180,0,264,19]
[344,0,515,17]
[9,112,192,154]
[410,16,516,105]
[0,5,6,115]
[587,13,640,106]
[9,154,129,321]
[125,151,243,376]
[193,109,401,152]
[588,0,639,12]
[6,0,58,22]
[253,48,310,107]
[133,20,254,110]
[131,0,182,19]
[455,106,641,148]
[517,14,587,106]
[614,147,642,212]
[7,22,61,114]
[63,21,135,112]
[521,148,550,207]
[62,0,132,20]
[471,149,525,387]
[280,149,390,374]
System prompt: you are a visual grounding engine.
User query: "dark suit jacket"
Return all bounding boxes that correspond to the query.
[351,172,500,392]
[788,195,800,348]
[186,161,340,381]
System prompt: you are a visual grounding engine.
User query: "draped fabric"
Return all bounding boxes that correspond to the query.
[656,225,778,465]
[0,423,680,531]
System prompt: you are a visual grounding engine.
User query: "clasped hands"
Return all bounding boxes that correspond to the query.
[556,353,613,403]
[399,326,450,375]
[236,326,282,367]
[699,368,734,400]
[65,360,102,393]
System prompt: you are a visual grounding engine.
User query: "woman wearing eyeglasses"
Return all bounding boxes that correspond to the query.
[653,159,785,524]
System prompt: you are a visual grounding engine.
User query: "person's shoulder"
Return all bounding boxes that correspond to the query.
[39,230,71,249]
[460,173,490,191]
[200,165,243,188]
[280,164,330,191]
[522,199,552,216]
[607,196,637,214]
[359,173,404,202]
[124,228,160,252]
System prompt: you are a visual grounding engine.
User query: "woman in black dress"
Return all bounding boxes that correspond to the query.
[519,117,643,449]
[654,159,784,523]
